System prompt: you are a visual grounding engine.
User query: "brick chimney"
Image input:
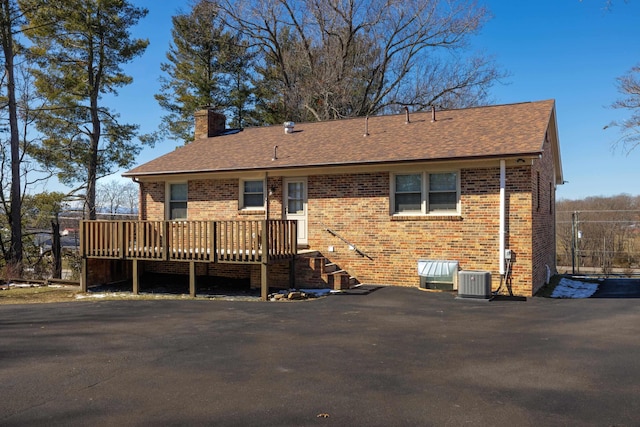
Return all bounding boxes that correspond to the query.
[194,107,226,138]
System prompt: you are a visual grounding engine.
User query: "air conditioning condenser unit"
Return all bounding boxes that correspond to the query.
[458,270,491,299]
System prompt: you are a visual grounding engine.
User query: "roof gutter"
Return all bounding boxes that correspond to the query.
[122,152,544,179]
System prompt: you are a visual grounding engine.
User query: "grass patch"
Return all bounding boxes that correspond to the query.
[0,286,80,304]
[0,285,262,304]
[535,275,564,297]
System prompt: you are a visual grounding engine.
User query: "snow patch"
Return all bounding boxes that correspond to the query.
[551,278,599,299]
[299,288,332,297]
[75,292,200,300]
[76,292,127,299]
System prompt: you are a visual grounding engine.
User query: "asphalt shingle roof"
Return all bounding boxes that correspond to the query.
[124,99,556,177]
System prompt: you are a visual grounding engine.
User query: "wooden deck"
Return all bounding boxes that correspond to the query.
[79,220,297,300]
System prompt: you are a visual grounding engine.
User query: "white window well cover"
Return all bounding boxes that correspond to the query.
[417,260,459,283]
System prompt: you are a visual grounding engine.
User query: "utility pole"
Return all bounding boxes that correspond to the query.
[571,211,575,275]
[576,212,580,274]
[571,211,580,275]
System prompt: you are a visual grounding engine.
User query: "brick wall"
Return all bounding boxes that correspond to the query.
[138,160,557,296]
[306,168,535,295]
[503,166,534,296]
[530,134,558,294]
[140,178,285,221]
[140,182,164,220]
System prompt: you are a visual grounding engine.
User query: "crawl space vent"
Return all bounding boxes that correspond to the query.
[417,260,459,291]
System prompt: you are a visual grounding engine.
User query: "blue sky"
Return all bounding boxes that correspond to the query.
[76,0,640,201]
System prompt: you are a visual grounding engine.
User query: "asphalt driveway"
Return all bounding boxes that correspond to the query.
[1,287,639,426]
[592,278,640,298]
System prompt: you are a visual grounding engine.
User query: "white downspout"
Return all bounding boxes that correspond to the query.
[499,160,506,276]
[264,171,269,220]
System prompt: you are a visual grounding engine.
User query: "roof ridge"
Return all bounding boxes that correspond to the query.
[232,99,556,131]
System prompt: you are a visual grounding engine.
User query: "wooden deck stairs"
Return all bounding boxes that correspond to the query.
[305,255,358,290]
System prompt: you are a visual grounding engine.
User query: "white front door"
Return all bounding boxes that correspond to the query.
[284,177,308,246]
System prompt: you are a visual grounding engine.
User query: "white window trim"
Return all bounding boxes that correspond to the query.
[239,178,266,210]
[166,181,188,220]
[390,171,460,216]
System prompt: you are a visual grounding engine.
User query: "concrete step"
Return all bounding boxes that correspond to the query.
[326,271,351,290]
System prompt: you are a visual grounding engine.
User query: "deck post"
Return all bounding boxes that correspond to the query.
[261,220,269,301]
[261,262,269,301]
[79,222,87,292]
[132,259,139,295]
[80,258,88,292]
[289,257,296,289]
[189,261,196,297]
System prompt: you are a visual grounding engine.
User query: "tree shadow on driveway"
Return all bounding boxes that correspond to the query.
[592,278,640,298]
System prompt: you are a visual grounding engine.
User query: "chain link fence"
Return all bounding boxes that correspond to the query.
[557,210,640,275]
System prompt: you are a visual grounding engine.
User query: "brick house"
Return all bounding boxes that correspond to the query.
[91,99,561,297]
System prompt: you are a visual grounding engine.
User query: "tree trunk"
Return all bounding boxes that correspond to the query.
[51,219,61,279]
[86,36,100,221]
[8,45,22,269]
[1,0,23,271]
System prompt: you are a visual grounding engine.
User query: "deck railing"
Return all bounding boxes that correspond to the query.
[80,220,297,263]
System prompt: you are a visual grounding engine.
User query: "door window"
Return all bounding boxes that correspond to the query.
[287,182,304,214]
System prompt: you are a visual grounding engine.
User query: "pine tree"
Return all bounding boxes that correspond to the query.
[20,0,148,220]
[155,0,253,144]
[221,36,254,129]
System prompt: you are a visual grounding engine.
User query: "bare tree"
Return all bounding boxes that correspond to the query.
[96,179,139,217]
[122,181,139,215]
[609,65,640,154]
[588,0,640,154]
[220,0,503,123]
[557,195,640,273]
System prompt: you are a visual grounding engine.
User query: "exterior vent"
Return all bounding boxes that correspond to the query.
[284,121,295,134]
[418,260,459,291]
[458,271,491,299]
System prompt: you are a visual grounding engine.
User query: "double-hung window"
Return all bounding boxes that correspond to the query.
[241,179,265,209]
[394,174,423,213]
[392,171,459,215]
[428,172,458,212]
[168,183,188,220]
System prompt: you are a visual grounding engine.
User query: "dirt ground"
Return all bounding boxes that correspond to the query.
[0,274,267,304]
[0,275,601,304]
[0,277,559,305]
[0,285,265,304]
